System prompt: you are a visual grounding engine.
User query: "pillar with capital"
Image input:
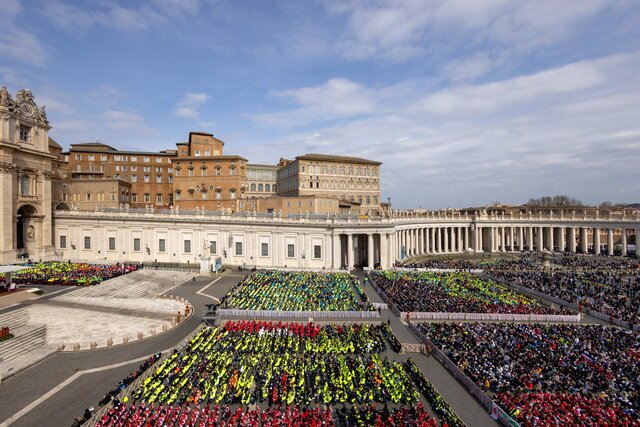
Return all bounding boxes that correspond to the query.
[518,227,524,251]
[594,228,600,255]
[558,227,565,252]
[568,227,576,252]
[443,227,449,253]
[580,227,588,253]
[424,227,430,254]
[527,227,533,251]
[380,233,388,268]
[621,229,627,256]
[367,233,374,269]
[332,233,341,269]
[347,233,354,270]
[436,228,441,253]
[537,226,544,251]
[548,227,554,252]
[607,229,614,256]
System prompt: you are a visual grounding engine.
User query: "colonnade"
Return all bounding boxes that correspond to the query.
[394,224,640,260]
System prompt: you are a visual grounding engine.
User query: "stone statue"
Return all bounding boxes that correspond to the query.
[203,240,210,251]
[27,226,35,241]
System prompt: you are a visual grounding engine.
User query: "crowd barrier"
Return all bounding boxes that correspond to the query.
[267,267,349,273]
[490,275,640,332]
[407,323,521,427]
[371,302,389,310]
[217,309,380,319]
[367,274,401,317]
[405,311,581,323]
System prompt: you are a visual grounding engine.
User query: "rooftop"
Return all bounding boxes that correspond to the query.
[296,153,382,166]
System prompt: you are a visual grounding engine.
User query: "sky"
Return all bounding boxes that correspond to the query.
[1,0,640,209]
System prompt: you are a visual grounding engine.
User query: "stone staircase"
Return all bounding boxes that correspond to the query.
[0,324,47,363]
[0,307,31,330]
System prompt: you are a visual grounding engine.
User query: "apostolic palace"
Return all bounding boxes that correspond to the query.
[1,87,639,269]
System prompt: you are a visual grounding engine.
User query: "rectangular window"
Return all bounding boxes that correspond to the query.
[194,150,200,156]
[131,174,137,182]
[156,175,162,183]
[85,193,92,201]
[143,166,150,172]
[287,244,295,258]
[144,175,150,183]
[230,168,236,176]
[144,193,150,203]
[261,243,269,257]
[84,236,91,250]
[59,235,67,249]
[144,157,150,163]
[175,192,181,201]
[88,155,95,161]
[235,242,243,255]
[131,156,137,162]
[158,239,166,253]
[313,245,322,259]
[156,193,162,203]
[168,176,173,183]
[131,166,137,172]
[131,193,137,202]
[209,241,217,254]
[133,238,141,252]
[156,158,162,163]
[184,240,191,253]
[205,150,210,156]
[108,237,116,251]
[155,167,162,173]
[75,154,82,161]
[19,125,31,142]
[101,155,108,161]
[215,192,221,200]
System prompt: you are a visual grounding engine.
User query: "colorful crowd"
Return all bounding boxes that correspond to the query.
[371,271,558,314]
[227,271,364,311]
[132,322,417,406]
[417,322,639,425]
[1,262,139,287]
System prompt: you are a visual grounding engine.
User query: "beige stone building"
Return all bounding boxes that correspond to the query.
[246,164,278,199]
[277,154,382,213]
[0,87,56,263]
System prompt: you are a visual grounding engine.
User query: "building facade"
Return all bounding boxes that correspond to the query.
[0,87,56,263]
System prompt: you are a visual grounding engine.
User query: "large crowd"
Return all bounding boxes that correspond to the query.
[1,262,139,286]
[227,271,365,311]
[370,271,559,314]
[417,322,640,426]
[488,263,640,324]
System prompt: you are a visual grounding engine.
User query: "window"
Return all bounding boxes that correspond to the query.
[201,168,207,176]
[156,158,162,163]
[86,192,92,201]
[84,236,91,250]
[313,245,322,259]
[143,166,151,172]
[215,168,221,176]
[158,239,166,253]
[156,193,162,203]
[230,190,236,199]
[156,175,162,183]
[101,155,108,161]
[76,154,82,161]
[216,192,221,200]
[154,167,161,173]
[168,176,173,183]
[205,150,210,156]
[19,125,30,142]
[133,238,141,252]
[209,241,217,254]
[230,167,236,176]
[108,237,116,251]
[287,244,295,258]
[265,184,271,192]
[201,191,207,200]
[20,175,29,195]
[188,169,194,176]
[301,165,306,173]
[88,155,95,161]
[144,157,150,163]
[131,166,137,172]
[59,235,67,249]
[258,184,264,192]
[235,242,243,255]
[175,192,181,201]
[168,194,173,204]
[144,175,150,183]
[115,165,121,172]
[184,240,191,253]
[131,174,137,182]
[131,156,138,162]
[273,184,277,192]
[261,243,269,257]
[144,193,150,203]
[131,193,137,202]
[250,183,256,191]
[194,150,200,156]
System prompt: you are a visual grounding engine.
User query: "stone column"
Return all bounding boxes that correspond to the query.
[424,227,430,254]
[450,227,456,252]
[558,227,565,253]
[607,229,614,256]
[500,227,505,252]
[464,227,469,252]
[478,226,484,252]
[347,233,354,270]
[380,233,388,268]
[429,227,435,253]
[443,227,449,252]
[636,228,640,257]
[594,228,600,255]
[332,233,341,269]
[621,229,627,256]
[518,227,524,251]
[527,227,533,251]
[436,228,441,253]
[580,227,588,253]
[548,227,554,252]
[537,226,544,251]
[568,227,576,252]
[367,233,374,269]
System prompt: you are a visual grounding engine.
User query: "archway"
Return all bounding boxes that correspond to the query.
[16,205,37,250]
[55,202,71,211]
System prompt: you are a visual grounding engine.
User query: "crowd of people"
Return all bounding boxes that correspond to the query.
[95,403,335,427]
[1,261,139,286]
[132,322,418,406]
[370,271,558,314]
[336,403,438,426]
[417,322,639,425]
[227,271,365,311]
[488,264,640,324]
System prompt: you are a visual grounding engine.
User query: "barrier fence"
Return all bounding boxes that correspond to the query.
[405,311,581,322]
[407,323,520,427]
[216,309,381,319]
[367,274,401,317]
[393,267,485,274]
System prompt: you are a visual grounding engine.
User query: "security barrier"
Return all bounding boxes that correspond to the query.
[217,309,381,319]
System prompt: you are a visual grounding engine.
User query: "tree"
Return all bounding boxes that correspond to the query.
[526,195,583,206]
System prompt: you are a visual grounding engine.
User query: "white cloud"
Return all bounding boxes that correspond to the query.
[0,0,49,66]
[102,110,154,133]
[173,92,209,120]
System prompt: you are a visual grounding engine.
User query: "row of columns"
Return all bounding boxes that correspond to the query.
[394,225,639,260]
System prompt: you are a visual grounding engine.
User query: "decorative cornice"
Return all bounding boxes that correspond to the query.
[0,161,15,174]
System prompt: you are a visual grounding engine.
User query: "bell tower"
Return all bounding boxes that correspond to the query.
[0,86,56,263]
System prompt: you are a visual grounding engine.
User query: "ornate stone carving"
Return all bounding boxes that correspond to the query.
[42,170,53,180]
[2,88,50,126]
[0,161,15,174]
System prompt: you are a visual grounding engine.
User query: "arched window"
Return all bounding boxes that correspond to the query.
[366,196,370,205]
[20,175,29,195]
[250,183,256,191]
[272,184,277,192]
[258,184,264,192]
[265,184,271,192]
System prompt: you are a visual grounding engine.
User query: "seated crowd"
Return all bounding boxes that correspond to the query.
[1,261,139,287]
[418,322,639,426]
[488,267,640,324]
[227,271,365,311]
[370,271,559,315]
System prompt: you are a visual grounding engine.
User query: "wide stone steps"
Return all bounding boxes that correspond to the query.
[0,324,47,363]
[0,307,31,330]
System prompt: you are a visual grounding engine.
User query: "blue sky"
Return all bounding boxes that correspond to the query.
[2,0,639,209]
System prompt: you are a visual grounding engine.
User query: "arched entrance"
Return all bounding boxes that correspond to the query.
[16,205,37,251]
